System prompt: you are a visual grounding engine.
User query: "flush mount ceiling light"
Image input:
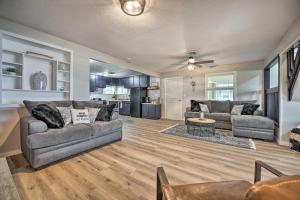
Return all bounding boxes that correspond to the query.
[119,0,146,16]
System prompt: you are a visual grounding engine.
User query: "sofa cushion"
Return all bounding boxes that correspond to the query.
[241,103,260,115]
[24,100,72,114]
[190,100,201,112]
[206,113,231,122]
[90,119,123,137]
[73,101,103,109]
[210,101,230,113]
[231,115,274,130]
[185,112,200,119]
[230,100,256,111]
[32,104,65,128]
[27,124,92,149]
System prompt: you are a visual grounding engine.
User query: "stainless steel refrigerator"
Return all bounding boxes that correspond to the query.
[130,88,147,118]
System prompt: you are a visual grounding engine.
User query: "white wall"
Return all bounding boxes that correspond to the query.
[265,16,300,146]
[0,17,159,156]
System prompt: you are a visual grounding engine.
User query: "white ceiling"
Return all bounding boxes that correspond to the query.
[90,59,142,77]
[0,0,299,73]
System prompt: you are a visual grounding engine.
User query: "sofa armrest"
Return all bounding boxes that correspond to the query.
[112,109,119,120]
[21,116,48,135]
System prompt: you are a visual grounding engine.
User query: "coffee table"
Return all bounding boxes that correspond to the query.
[187,118,216,137]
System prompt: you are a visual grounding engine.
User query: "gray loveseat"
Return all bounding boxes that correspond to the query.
[185,100,274,141]
[21,100,123,169]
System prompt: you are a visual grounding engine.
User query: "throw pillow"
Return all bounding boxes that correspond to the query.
[231,105,244,115]
[96,103,116,121]
[32,104,65,128]
[71,109,90,124]
[86,107,101,123]
[241,103,259,115]
[57,106,72,126]
[190,100,201,112]
[200,104,210,113]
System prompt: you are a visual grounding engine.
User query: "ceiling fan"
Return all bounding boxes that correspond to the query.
[172,52,215,71]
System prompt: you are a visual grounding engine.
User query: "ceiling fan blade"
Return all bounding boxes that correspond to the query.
[195,64,203,68]
[179,64,188,69]
[194,60,214,64]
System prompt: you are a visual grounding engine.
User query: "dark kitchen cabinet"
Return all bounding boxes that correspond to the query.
[95,75,106,88]
[139,75,150,88]
[142,104,161,120]
[133,75,140,88]
[119,101,130,116]
[127,76,134,88]
[90,74,96,92]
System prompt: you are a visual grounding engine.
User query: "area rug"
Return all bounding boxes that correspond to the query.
[160,124,256,149]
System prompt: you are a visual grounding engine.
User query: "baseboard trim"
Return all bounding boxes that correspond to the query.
[0,149,22,158]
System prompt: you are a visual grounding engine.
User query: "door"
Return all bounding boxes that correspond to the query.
[264,56,280,125]
[165,77,183,120]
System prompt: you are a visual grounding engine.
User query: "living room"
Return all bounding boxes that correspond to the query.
[0,0,300,200]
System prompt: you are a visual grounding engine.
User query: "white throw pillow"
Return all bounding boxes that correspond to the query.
[57,106,72,126]
[71,109,90,124]
[231,105,244,115]
[200,104,209,113]
[86,107,101,123]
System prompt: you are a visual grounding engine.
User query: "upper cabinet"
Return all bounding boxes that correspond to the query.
[89,75,150,92]
[133,75,140,88]
[139,75,150,88]
[95,75,106,88]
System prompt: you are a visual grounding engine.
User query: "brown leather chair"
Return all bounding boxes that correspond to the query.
[157,160,300,200]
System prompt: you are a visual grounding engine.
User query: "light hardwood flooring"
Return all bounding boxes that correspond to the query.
[7,116,300,200]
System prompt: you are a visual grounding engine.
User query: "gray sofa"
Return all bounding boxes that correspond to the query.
[21,100,123,169]
[185,100,275,141]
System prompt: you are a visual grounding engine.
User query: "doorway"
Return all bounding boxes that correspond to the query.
[165,77,183,120]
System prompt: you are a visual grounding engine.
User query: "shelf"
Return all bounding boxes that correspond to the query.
[2,61,23,66]
[57,70,70,73]
[2,88,70,93]
[58,60,70,65]
[57,80,70,83]
[2,74,22,78]
[23,53,56,62]
[2,49,22,55]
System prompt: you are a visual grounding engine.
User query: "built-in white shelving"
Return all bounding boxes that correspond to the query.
[0,30,73,104]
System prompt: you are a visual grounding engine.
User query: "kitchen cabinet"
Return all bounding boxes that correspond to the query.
[126,76,134,88]
[90,74,96,92]
[139,75,150,88]
[142,104,161,120]
[133,75,140,88]
[119,101,130,116]
[95,75,106,88]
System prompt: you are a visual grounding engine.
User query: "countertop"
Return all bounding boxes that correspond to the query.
[141,103,161,105]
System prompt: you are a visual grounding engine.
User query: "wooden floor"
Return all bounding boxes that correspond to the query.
[7,116,300,200]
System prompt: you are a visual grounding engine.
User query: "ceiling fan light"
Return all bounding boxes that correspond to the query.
[187,64,195,71]
[188,57,195,64]
[120,0,145,16]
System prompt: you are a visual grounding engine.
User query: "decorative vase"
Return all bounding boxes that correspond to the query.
[31,71,47,90]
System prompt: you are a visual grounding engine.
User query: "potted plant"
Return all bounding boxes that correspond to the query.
[5,67,18,75]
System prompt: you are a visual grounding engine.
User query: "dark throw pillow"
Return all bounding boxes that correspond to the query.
[32,104,65,128]
[291,128,300,135]
[96,103,116,121]
[191,100,201,112]
[241,103,259,115]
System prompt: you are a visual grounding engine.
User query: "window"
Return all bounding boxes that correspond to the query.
[206,73,235,101]
[269,59,279,89]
